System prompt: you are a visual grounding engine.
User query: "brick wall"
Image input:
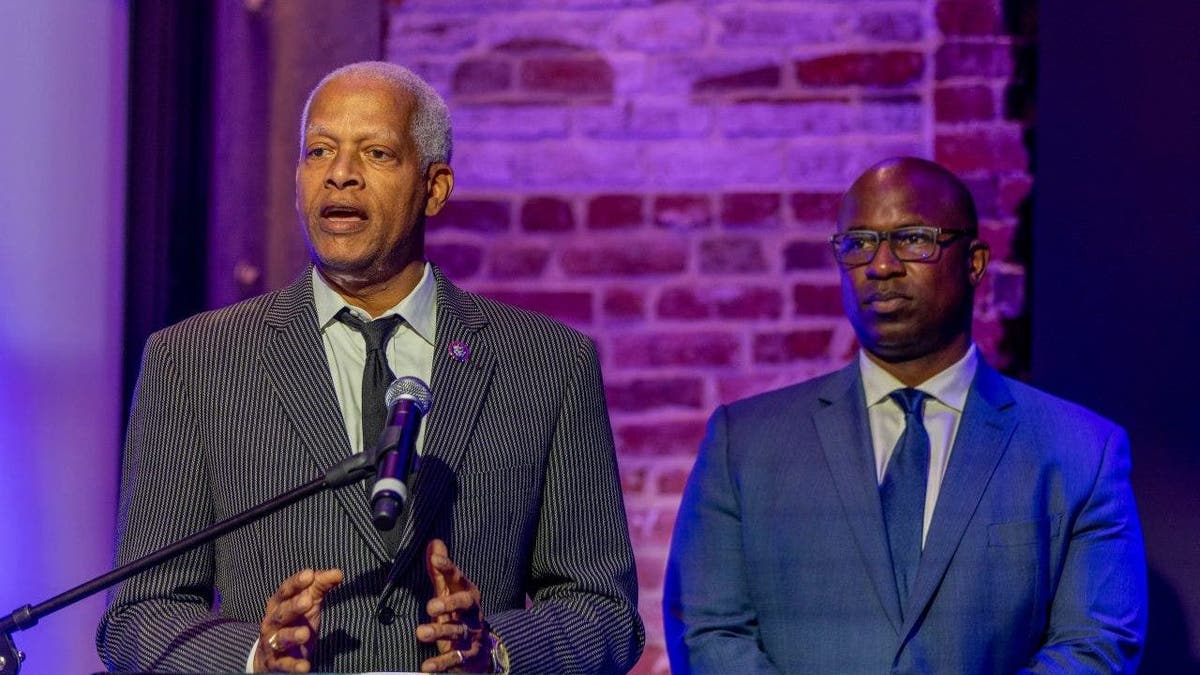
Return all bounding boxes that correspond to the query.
[385,1,1030,671]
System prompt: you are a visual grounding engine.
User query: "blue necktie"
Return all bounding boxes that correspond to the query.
[880,388,930,617]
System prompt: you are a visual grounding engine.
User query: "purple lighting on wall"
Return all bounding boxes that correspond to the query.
[0,2,127,674]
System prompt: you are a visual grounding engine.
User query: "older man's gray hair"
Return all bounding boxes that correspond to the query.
[300,61,453,172]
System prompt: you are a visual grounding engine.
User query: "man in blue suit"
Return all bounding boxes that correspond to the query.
[664,157,1147,673]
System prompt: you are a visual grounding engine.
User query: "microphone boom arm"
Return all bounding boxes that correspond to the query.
[0,451,375,675]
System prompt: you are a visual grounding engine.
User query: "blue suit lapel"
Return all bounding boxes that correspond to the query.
[386,266,496,582]
[260,269,395,562]
[899,361,1017,643]
[813,363,904,634]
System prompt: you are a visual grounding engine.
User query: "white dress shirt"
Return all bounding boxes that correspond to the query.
[860,344,979,546]
[312,263,437,455]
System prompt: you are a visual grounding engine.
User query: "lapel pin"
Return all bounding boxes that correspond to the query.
[448,340,471,363]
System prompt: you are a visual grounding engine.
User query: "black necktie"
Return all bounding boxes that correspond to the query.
[880,387,930,617]
[335,308,404,451]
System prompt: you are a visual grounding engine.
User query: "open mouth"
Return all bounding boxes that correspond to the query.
[320,204,367,220]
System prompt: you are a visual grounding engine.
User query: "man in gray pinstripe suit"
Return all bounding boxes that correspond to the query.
[97,62,644,673]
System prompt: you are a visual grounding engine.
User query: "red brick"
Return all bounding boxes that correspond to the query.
[794,51,925,88]
[936,0,1004,37]
[495,38,585,55]
[979,220,1016,262]
[619,464,647,496]
[655,466,692,497]
[629,644,667,675]
[784,241,835,271]
[452,58,513,96]
[754,329,835,363]
[613,332,740,368]
[998,174,1032,219]
[628,502,676,550]
[653,194,712,231]
[616,419,708,456]
[587,194,644,230]
[603,288,646,320]
[651,508,677,544]
[935,42,1012,79]
[972,315,1005,368]
[519,56,614,97]
[699,237,766,274]
[487,290,593,323]
[489,245,550,279]
[636,552,666,590]
[388,16,478,54]
[693,65,781,93]
[562,242,688,276]
[426,243,483,279]
[715,287,784,320]
[521,196,575,232]
[717,10,841,47]
[657,288,711,320]
[935,128,1027,174]
[935,85,995,122]
[793,283,844,316]
[432,199,510,233]
[989,266,1025,318]
[857,11,925,42]
[718,372,822,404]
[606,377,705,412]
[961,176,1000,220]
[790,192,842,224]
[721,192,782,229]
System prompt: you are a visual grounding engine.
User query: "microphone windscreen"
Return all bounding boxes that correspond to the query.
[385,375,433,414]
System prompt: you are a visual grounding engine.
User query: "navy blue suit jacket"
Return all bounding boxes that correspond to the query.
[664,361,1146,673]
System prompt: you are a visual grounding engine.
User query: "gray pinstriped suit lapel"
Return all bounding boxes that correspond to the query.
[387,266,497,579]
[259,271,396,561]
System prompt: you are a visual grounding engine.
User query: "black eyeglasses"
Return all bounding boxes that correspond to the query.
[829,226,974,266]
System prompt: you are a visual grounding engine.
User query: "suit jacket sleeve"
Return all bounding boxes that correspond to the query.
[484,337,645,673]
[663,405,780,674]
[95,333,258,671]
[1023,426,1148,673]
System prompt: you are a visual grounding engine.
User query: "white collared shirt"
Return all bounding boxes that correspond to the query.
[311,263,437,455]
[859,344,979,545]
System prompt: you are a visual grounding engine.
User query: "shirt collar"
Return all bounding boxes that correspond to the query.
[859,343,979,412]
[311,263,438,346]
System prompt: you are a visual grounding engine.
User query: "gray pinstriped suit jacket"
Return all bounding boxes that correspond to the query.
[96,266,644,673]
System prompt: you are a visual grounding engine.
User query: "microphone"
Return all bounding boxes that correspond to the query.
[370,376,433,531]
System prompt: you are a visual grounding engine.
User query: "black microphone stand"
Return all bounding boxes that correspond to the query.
[0,451,376,675]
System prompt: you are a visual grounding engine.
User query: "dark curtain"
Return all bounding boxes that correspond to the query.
[1034,1,1200,669]
[122,0,213,406]
[121,0,384,409]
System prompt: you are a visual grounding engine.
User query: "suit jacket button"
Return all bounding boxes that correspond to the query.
[377,605,396,625]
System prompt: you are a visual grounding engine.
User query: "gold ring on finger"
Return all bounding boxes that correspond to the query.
[267,632,283,652]
[455,649,464,665]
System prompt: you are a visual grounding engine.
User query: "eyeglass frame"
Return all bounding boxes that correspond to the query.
[828,225,976,267]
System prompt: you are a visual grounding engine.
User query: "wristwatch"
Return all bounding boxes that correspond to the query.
[485,628,510,674]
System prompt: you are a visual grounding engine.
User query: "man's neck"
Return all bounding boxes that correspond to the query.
[864,337,972,388]
[317,262,425,318]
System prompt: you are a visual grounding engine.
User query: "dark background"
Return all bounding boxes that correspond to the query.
[1035,2,1200,670]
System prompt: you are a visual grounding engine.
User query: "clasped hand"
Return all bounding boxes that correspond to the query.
[253,539,493,673]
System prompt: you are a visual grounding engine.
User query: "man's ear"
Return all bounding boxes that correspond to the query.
[423,162,454,217]
[967,239,990,287]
